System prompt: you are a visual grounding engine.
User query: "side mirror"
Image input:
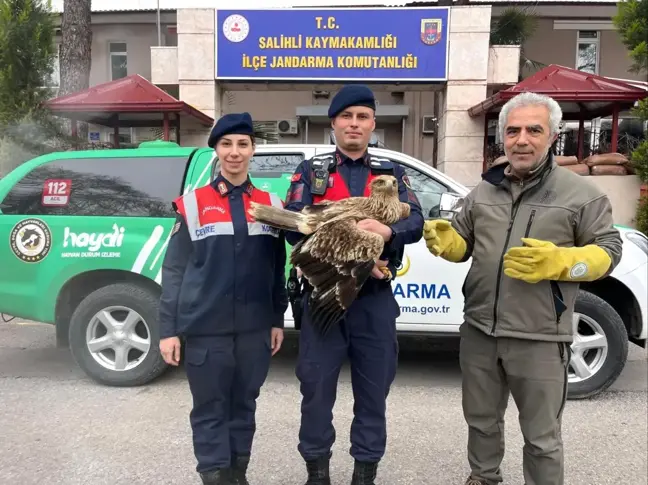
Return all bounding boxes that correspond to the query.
[439,192,465,220]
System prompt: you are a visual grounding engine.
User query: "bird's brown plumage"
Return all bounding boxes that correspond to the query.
[248,174,410,335]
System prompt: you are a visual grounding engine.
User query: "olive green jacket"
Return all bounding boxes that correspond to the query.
[452,154,623,342]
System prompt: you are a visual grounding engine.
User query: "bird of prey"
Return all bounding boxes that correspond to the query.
[248,174,410,335]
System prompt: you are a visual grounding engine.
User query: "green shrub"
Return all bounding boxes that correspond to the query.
[636,196,648,235]
[631,139,648,182]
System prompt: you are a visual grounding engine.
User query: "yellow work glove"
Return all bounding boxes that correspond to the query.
[422,219,467,263]
[503,238,612,284]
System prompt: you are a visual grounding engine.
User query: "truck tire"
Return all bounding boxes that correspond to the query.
[567,290,629,400]
[68,282,168,387]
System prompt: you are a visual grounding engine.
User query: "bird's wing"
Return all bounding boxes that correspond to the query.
[290,217,385,335]
[301,200,334,215]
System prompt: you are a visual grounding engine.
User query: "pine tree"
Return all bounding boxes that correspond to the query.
[0,0,74,175]
[59,0,92,141]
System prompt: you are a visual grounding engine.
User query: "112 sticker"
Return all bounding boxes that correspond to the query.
[42,179,72,206]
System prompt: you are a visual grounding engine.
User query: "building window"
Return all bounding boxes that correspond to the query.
[109,42,128,80]
[576,31,599,74]
[49,44,61,88]
[110,127,135,147]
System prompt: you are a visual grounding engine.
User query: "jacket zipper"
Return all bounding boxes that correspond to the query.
[556,343,570,418]
[524,209,536,238]
[549,283,558,322]
[491,197,524,335]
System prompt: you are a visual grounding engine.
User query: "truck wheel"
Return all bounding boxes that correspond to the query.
[68,282,168,387]
[567,290,629,400]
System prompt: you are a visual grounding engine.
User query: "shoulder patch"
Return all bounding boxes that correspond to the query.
[369,156,394,170]
[291,173,302,183]
[286,183,304,203]
[311,153,335,167]
[171,221,181,236]
[402,174,412,189]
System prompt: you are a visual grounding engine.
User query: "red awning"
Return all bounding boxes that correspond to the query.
[468,64,648,120]
[45,74,214,127]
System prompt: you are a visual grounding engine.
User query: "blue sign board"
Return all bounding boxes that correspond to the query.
[215,8,450,81]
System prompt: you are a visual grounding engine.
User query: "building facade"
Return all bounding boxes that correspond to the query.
[47,1,645,190]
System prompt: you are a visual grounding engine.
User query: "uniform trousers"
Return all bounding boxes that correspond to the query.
[296,286,400,463]
[184,329,272,473]
[459,322,570,485]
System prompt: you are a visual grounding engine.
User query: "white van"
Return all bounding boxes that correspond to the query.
[248,143,648,400]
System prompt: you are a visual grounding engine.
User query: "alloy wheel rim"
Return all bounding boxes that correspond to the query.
[568,312,608,384]
[85,306,151,372]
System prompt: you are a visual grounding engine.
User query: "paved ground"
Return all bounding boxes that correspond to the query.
[0,320,646,485]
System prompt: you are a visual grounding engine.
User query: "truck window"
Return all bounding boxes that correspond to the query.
[249,153,304,177]
[387,160,450,219]
[0,156,188,217]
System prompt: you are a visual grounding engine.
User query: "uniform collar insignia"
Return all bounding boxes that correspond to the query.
[335,149,370,166]
[213,175,254,197]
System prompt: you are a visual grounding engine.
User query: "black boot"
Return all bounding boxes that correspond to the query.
[230,454,250,485]
[304,453,332,485]
[200,468,232,485]
[350,460,378,485]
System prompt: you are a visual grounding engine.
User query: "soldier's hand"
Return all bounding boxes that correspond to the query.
[371,259,389,279]
[160,336,181,366]
[271,328,284,356]
[358,219,393,242]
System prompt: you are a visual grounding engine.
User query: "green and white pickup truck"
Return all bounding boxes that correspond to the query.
[1,140,646,399]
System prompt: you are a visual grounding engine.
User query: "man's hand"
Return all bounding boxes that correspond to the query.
[503,238,612,284]
[357,219,393,242]
[160,336,181,366]
[422,219,467,262]
[271,328,284,356]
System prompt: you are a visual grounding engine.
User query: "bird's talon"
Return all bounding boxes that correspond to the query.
[379,266,392,280]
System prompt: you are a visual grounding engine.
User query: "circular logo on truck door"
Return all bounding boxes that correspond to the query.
[10,218,52,263]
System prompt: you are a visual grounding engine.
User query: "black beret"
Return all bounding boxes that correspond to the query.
[328,85,376,118]
[208,112,254,148]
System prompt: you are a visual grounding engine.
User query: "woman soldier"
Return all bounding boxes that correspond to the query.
[158,112,289,485]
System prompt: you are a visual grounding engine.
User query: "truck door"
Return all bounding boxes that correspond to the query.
[369,154,471,332]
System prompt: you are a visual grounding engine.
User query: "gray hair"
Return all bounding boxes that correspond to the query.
[498,92,563,140]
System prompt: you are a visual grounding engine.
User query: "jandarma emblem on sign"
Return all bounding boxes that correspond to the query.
[421,19,443,45]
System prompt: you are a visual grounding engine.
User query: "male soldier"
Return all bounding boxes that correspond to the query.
[422,92,623,485]
[284,84,424,485]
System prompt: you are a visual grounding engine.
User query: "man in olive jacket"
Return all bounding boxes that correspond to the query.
[423,92,623,485]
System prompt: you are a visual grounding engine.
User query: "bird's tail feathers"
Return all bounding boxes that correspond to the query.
[308,259,375,336]
[248,202,312,234]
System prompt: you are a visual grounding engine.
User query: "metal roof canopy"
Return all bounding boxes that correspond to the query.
[470,64,648,166]
[468,64,648,121]
[45,74,214,146]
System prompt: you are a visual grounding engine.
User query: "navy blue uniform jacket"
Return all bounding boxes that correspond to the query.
[158,175,289,339]
[284,149,424,292]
